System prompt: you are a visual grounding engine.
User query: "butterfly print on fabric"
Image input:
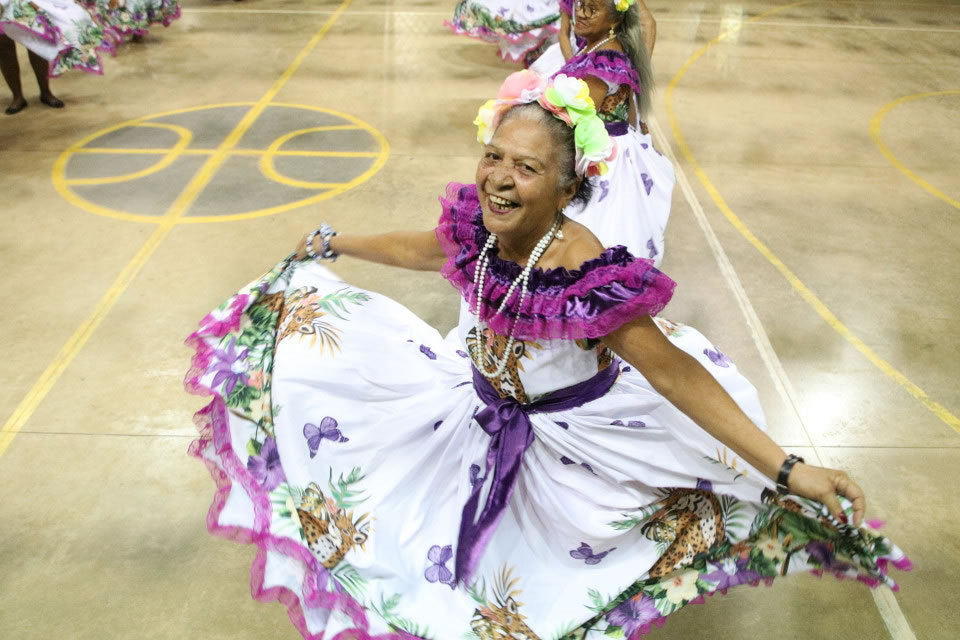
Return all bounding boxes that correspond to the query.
[612,419,646,428]
[456,350,469,358]
[641,142,649,149]
[570,542,616,565]
[303,418,348,457]
[469,464,485,488]
[420,345,437,360]
[597,180,610,203]
[425,544,455,588]
[433,420,443,431]
[561,456,597,474]
[641,173,654,195]
[704,348,732,368]
[555,421,569,430]
[647,237,659,259]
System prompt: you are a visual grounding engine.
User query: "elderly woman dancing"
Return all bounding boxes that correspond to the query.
[185,72,908,640]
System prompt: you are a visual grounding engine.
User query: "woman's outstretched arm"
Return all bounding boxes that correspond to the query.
[602,315,867,525]
[295,229,447,272]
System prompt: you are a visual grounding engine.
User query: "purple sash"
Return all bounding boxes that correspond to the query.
[455,362,620,583]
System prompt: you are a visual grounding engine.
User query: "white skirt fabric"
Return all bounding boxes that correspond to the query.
[567,127,675,266]
[185,259,909,640]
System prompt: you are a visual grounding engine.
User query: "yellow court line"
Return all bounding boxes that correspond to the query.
[0,0,357,457]
[665,1,960,435]
[64,124,194,186]
[68,148,380,158]
[870,90,960,211]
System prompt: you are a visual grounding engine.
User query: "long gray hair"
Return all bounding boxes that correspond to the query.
[607,1,655,118]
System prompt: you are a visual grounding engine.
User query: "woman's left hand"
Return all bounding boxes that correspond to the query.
[786,463,867,526]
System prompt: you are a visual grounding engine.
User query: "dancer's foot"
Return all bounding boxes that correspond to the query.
[39,93,64,108]
[4,96,27,115]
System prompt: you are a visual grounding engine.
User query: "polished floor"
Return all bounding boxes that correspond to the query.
[1,0,958,638]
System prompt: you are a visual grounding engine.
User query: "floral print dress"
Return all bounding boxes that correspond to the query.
[81,0,180,40]
[445,0,561,66]
[0,0,112,75]
[185,183,909,640]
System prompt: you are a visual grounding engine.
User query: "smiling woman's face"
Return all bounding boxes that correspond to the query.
[475,113,575,242]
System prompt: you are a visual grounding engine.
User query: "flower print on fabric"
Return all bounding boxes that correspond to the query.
[209,338,248,396]
[424,545,456,589]
[570,542,616,565]
[605,594,662,637]
[303,418,349,457]
[704,348,732,368]
[703,556,762,593]
[247,437,285,491]
[199,294,249,336]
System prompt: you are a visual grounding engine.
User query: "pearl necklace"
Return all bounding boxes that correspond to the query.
[579,35,614,56]
[472,221,560,379]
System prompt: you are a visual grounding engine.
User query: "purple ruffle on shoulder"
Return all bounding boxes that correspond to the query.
[555,50,641,96]
[559,0,573,15]
[435,183,676,341]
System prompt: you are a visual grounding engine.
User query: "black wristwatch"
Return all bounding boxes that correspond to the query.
[776,454,805,495]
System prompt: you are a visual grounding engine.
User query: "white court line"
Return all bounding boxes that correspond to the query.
[647,116,917,640]
[183,8,960,33]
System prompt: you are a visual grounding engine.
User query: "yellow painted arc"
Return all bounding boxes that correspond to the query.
[65,123,194,186]
[1,0,359,458]
[664,1,960,434]
[869,90,960,211]
[260,126,378,189]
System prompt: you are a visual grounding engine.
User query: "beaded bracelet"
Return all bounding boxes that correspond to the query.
[305,223,339,262]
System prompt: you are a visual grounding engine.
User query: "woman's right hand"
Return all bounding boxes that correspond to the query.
[294,232,311,260]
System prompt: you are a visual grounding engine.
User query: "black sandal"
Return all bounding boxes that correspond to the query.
[4,98,27,115]
[40,95,65,108]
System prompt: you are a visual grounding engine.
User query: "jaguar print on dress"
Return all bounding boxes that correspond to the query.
[466,327,542,403]
[470,566,542,640]
[640,488,725,578]
[295,483,370,569]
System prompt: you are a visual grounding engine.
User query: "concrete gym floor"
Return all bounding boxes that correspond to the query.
[1,0,958,638]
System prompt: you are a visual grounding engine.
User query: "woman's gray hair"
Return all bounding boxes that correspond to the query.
[498,104,594,207]
[608,1,654,117]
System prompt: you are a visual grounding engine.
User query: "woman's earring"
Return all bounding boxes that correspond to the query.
[609,26,616,38]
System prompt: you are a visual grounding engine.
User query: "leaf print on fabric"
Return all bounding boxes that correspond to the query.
[605,594,662,637]
[704,347,732,368]
[247,437,285,491]
[570,542,616,565]
[641,172,654,195]
[303,418,349,457]
[424,545,456,589]
[647,237,659,260]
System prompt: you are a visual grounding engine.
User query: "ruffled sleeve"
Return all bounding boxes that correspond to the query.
[435,182,676,341]
[559,0,573,16]
[556,50,642,96]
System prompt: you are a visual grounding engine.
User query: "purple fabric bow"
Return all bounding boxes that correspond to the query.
[455,363,620,583]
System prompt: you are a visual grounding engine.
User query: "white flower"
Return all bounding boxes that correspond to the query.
[663,569,700,604]
[551,74,593,111]
[758,536,787,562]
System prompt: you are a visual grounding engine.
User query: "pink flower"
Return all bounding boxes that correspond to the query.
[199,294,249,336]
[497,70,546,103]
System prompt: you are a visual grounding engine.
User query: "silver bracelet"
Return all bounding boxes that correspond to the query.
[305,223,338,262]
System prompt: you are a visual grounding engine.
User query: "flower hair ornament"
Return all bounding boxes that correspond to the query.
[473,70,616,177]
[614,0,635,12]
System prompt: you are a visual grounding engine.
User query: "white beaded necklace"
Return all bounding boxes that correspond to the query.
[579,35,614,56]
[472,220,560,379]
